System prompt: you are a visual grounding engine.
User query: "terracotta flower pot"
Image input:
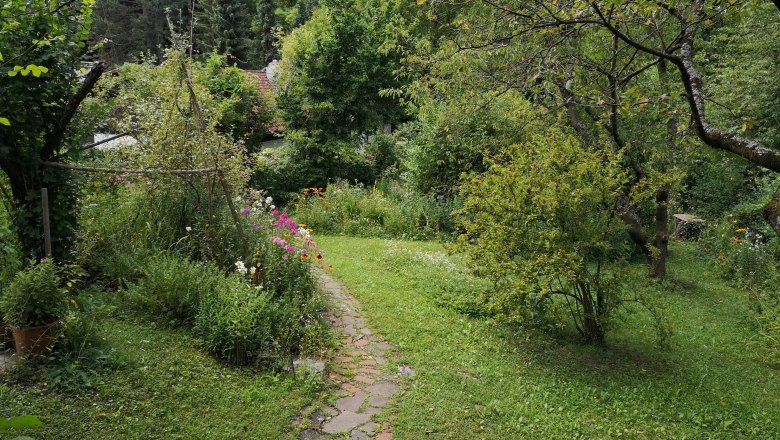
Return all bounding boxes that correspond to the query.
[11,322,58,356]
[0,322,12,349]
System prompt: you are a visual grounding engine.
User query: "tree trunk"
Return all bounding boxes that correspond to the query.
[0,156,42,259]
[764,185,780,236]
[579,283,605,344]
[650,187,670,277]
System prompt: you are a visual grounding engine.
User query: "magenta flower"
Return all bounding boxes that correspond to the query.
[271,209,280,216]
[240,208,250,216]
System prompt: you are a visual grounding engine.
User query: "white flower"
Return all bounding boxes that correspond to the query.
[234,260,248,275]
[249,266,257,276]
[235,196,242,203]
[255,284,263,290]
[298,227,311,238]
[265,196,273,205]
[270,205,275,210]
[185,226,192,232]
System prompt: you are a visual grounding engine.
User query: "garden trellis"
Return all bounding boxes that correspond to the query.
[36,47,252,262]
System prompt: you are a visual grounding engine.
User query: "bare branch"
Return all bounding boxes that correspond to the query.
[42,161,225,175]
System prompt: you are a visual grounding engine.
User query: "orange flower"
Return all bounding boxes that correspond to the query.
[326,264,334,271]
[735,228,746,233]
[315,254,324,262]
[301,253,310,260]
[730,236,742,245]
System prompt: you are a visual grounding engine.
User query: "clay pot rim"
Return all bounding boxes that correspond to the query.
[9,321,59,331]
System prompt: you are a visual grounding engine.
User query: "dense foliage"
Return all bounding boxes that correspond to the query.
[0,260,65,327]
[0,0,99,260]
[457,128,628,342]
[2,1,780,437]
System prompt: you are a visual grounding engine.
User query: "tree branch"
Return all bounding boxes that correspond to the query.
[41,161,225,175]
[42,62,106,160]
[672,21,780,172]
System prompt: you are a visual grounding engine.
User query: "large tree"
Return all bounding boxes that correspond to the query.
[444,0,780,233]
[253,0,278,66]
[93,0,192,64]
[196,0,256,67]
[0,0,105,260]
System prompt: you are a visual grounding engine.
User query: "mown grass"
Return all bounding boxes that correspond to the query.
[0,316,320,439]
[317,236,780,439]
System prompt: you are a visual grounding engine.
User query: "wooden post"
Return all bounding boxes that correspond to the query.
[219,176,250,262]
[41,188,52,258]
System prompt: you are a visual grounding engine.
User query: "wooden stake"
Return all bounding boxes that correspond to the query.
[41,188,52,258]
[219,176,250,262]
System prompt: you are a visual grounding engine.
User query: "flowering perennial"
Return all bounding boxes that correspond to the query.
[231,190,330,281]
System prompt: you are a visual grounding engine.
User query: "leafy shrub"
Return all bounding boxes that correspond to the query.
[124,253,225,327]
[704,208,780,290]
[194,276,279,365]
[398,92,532,195]
[292,180,459,240]
[76,185,182,287]
[203,53,275,149]
[456,131,628,343]
[0,222,21,295]
[680,153,767,218]
[1,260,66,327]
[251,133,388,205]
[194,266,326,366]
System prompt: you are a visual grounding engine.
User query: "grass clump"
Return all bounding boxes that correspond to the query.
[292,179,459,240]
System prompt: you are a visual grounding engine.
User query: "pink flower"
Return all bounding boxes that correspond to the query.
[272,237,287,246]
[240,208,250,216]
[271,210,279,216]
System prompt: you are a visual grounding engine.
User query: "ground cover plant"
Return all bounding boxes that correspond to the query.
[317,236,780,439]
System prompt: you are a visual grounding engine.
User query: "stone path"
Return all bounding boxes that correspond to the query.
[297,272,413,440]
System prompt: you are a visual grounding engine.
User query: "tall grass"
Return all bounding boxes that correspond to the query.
[292,180,460,240]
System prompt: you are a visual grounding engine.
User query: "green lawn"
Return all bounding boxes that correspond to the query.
[317,236,780,439]
[0,317,319,439]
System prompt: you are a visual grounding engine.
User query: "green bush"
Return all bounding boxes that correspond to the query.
[292,180,459,240]
[456,131,629,343]
[1,260,67,327]
[124,253,225,327]
[703,204,780,290]
[0,222,21,295]
[194,276,279,365]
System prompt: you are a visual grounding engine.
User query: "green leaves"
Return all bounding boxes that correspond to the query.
[0,415,43,433]
[7,64,49,77]
[0,117,9,126]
